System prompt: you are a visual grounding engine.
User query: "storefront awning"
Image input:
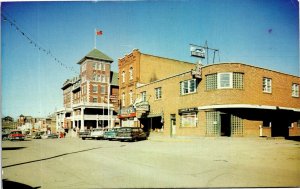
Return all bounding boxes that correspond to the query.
[198,104,300,112]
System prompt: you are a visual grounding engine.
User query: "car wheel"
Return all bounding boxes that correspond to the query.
[82,137,86,140]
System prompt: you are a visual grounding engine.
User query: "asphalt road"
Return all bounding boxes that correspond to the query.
[2,136,300,188]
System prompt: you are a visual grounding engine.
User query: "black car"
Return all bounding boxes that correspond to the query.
[116,127,148,142]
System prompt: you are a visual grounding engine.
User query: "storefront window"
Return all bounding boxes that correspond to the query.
[180,112,197,127]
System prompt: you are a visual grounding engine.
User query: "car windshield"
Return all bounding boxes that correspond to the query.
[11,131,22,134]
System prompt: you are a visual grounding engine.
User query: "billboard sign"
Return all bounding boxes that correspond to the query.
[190,46,206,58]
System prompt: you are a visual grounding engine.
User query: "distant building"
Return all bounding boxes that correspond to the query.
[57,48,119,132]
[2,116,13,123]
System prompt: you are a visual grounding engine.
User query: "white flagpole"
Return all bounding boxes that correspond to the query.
[108,79,111,128]
[94,29,96,49]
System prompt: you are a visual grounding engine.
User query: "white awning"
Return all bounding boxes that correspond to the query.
[198,104,300,112]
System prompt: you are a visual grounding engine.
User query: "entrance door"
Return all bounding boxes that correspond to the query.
[170,114,176,137]
[220,113,231,136]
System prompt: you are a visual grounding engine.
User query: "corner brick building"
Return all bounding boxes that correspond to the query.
[118,49,300,138]
[135,62,300,137]
[56,49,119,133]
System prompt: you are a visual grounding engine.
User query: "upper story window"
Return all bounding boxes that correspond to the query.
[122,71,126,83]
[141,91,147,102]
[101,75,106,83]
[82,75,86,83]
[180,79,196,95]
[93,63,97,70]
[92,85,98,93]
[206,73,217,90]
[129,67,133,80]
[122,93,125,107]
[129,90,133,105]
[206,72,244,91]
[101,85,106,94]
[233,73,244,89]
[263,77,272,93]
[155,87,162,100]
[93,74,97,81]
[92,97,98,103]
[102,63,106,71]
[292,83,299,97]
[218,73,233,89]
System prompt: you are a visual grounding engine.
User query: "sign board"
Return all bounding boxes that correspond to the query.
[178,107,198,114]
[135,102,150,112]
[191,63,203,79]
[190,46,206,58]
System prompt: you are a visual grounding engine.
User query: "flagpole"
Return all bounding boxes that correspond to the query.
[94,28,96,49]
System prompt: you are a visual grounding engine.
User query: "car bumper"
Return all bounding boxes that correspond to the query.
[116,136,132,140]
[10,137,25,140]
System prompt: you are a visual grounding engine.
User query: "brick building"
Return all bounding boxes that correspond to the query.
[57,48,119,132]
[118,49,195,127]
[134,62,300,137]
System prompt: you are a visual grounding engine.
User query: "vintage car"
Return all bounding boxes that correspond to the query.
[90,128,107,140]
[79,128,107,140]
[2,130,9,141]
[78,130,91,140]
[32,132,42,139]
[41,133,59,139]
[8,130,25,141]
[103,127,120,140]
[116,127,148,142]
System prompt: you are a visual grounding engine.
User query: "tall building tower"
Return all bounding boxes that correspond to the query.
[57,49,119,133]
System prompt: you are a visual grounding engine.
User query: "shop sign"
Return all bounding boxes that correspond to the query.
[190,46,206,58]
[118,106,136,118]
[135,102,150,112]
[178,107,198,114]
[191,63,203,79]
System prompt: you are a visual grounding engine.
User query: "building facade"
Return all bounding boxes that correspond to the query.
[134,62,300,137]
[118,49,195,127]
[57,49,119,133]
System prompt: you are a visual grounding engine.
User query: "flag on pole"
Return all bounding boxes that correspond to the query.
[96,30,103,36]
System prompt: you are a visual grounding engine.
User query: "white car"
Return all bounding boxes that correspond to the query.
[90,128,108,140]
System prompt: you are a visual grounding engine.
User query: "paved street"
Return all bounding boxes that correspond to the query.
[2,136,300,188]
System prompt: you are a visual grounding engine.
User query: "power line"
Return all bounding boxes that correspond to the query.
[1,13,79,75]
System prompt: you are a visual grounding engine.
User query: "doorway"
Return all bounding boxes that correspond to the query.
[170,114,176,137]
[220,113,231,136]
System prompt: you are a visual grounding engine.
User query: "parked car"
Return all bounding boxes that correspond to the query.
[116,127,148,142]
[90,128,107,140]
[41,133,59,139]
[104,127,120,140]
[8,130,25,141]
[32,132,42,139]
[2,130,9,141]
[79,130,91,140]
[47,133,59,139]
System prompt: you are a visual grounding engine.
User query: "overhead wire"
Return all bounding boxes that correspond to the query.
[1,12,79,75]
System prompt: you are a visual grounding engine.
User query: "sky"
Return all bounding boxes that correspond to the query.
[1,0,299,120]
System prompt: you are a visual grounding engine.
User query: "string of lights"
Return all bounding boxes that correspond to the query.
[1,13,79,75]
